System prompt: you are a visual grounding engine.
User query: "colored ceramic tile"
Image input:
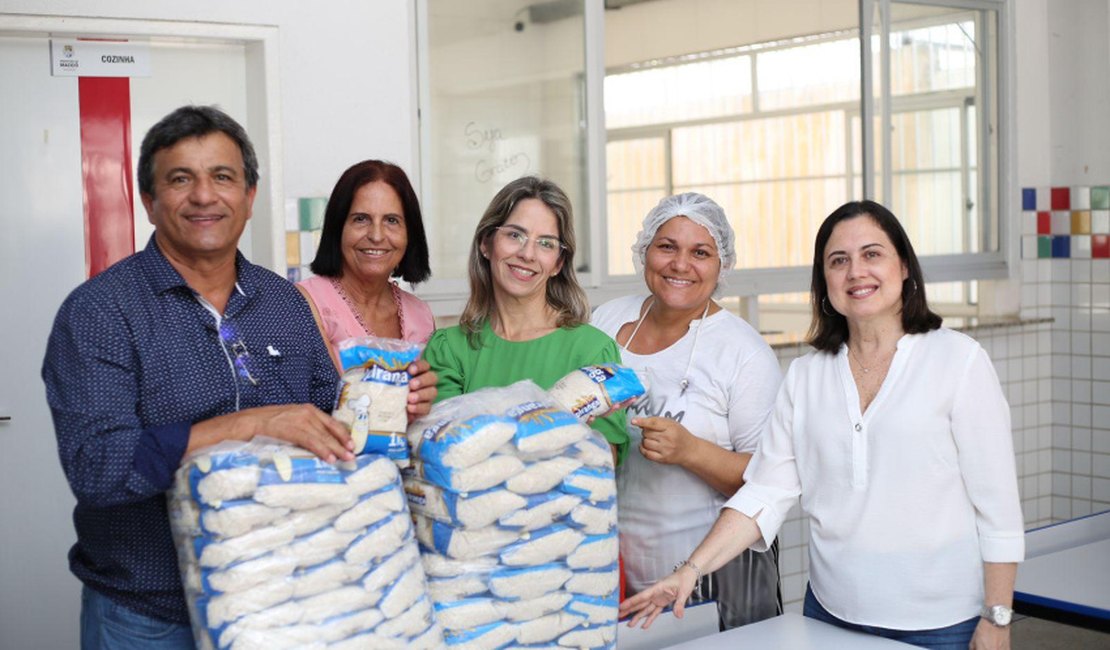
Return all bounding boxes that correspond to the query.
[1036,186,1050,211]
[1073,210,1092,234]
[1093,210,1110,234]
[1051,211,1071,234]
[1022,188,1036,211]
[299,231,317,261]
[1038,211,1051,235]
[1091,186,1110,210]
[284,198,300,231]
[1038,236,1052,258]
[1022,235,1039,259]
[1051,187,1070,210]
[298,197,327,231]
[1072,235,1092,259]
[1094,235,1110,259]
[1022,211,1037,235]
[285,231,300,266]
[1072,186,1091,210]
[1052,235,1070,258]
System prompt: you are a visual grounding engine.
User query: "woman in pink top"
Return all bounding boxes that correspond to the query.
[298,160,436,370]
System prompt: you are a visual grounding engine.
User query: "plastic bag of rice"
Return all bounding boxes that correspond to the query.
[548,364,646,423]
[169,440,443,649]
[403,381,619,649]
[332,336,423,462]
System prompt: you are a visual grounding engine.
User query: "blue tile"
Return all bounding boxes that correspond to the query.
[1022,188,1037,211]
[1051,235,1070,258]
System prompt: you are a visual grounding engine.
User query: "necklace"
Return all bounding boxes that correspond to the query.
[330,277,404,338]
[847,345,895,374]
[623,298,711,395]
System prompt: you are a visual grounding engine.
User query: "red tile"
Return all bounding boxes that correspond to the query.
[1051,187,1070,210]
[1093,234,1110,258]
[1037,211,1051,234]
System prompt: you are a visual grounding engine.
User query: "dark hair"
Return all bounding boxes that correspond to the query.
[138,105,258,195]
[807,200,941,352]
[459,176,590,348]
[309,160,431,284]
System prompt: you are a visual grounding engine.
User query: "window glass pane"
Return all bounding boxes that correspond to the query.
[605,56,752,129]
[606,137,666,190]
[756,37,861,111]
[882,3,997,257]
[757,291,812,342]
[673,112,848,185]
[605,137,666,275]
[925,280,976,306]
[606,190,663,275]
[887,107,968,256]
[891,107,962,171]
[422,0,589,281]
[889,20,976,95]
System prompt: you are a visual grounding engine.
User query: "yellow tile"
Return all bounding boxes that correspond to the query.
[285,231,300,266]
[1072,210,1091,234]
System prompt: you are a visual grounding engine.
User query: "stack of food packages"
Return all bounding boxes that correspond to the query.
[166,338,442,650]
[167,446,443,649]
[405,378,636,650]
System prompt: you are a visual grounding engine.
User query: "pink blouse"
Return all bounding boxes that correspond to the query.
[297,275,435,356]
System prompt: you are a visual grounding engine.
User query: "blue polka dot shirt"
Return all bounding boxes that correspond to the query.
[42,236,339,623]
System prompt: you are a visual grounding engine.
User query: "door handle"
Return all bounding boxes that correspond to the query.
[0,416,10,422]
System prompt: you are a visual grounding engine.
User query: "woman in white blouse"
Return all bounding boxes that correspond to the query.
[620,200,1025,650]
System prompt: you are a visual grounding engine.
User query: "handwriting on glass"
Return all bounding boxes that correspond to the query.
[465,121,530,182]
[475,153,530,182]
[465,121,503,153]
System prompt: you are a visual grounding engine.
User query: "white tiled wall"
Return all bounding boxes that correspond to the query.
[1020,258,1110,520]
[762,277,1110,611]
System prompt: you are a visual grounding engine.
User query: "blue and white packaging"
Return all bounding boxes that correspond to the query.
[403,380,619,649]
[549,363,647,422]
[333,336,424,462]
[168,440,443,649]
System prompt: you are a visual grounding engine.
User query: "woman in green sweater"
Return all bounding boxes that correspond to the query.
[422,176,629,466]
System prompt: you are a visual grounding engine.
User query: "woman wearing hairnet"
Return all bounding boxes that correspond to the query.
[592,193,783,630]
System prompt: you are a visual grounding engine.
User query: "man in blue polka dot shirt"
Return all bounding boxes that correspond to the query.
[42,105,436,649]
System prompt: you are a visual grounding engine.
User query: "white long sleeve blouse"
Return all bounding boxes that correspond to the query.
[724,327,1024,630]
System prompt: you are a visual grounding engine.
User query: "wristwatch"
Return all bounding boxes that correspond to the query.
[981,604,1013,627]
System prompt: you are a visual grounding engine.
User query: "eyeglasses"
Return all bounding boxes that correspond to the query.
[494,226,565,256]
[219,323,258,386]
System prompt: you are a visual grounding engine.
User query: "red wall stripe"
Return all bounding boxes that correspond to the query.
[78,76,134,278]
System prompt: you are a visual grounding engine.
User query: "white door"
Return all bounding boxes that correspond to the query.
[0,34,250,649]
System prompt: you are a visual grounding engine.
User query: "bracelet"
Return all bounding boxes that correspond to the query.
[674,559,703,583]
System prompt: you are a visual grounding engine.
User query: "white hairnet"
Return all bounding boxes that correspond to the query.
[631,192,736,274]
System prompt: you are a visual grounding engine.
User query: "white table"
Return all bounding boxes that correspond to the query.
[1014,510,1110,631]
[616,601,719,650]
[618,612,915,649]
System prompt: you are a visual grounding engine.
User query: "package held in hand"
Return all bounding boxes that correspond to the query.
[169,441,443,649]
[333,336,423,461]
[403,381,619,649]
[548,363,647,422]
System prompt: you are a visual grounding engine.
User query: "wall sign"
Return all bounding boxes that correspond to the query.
[51,39,151,77]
